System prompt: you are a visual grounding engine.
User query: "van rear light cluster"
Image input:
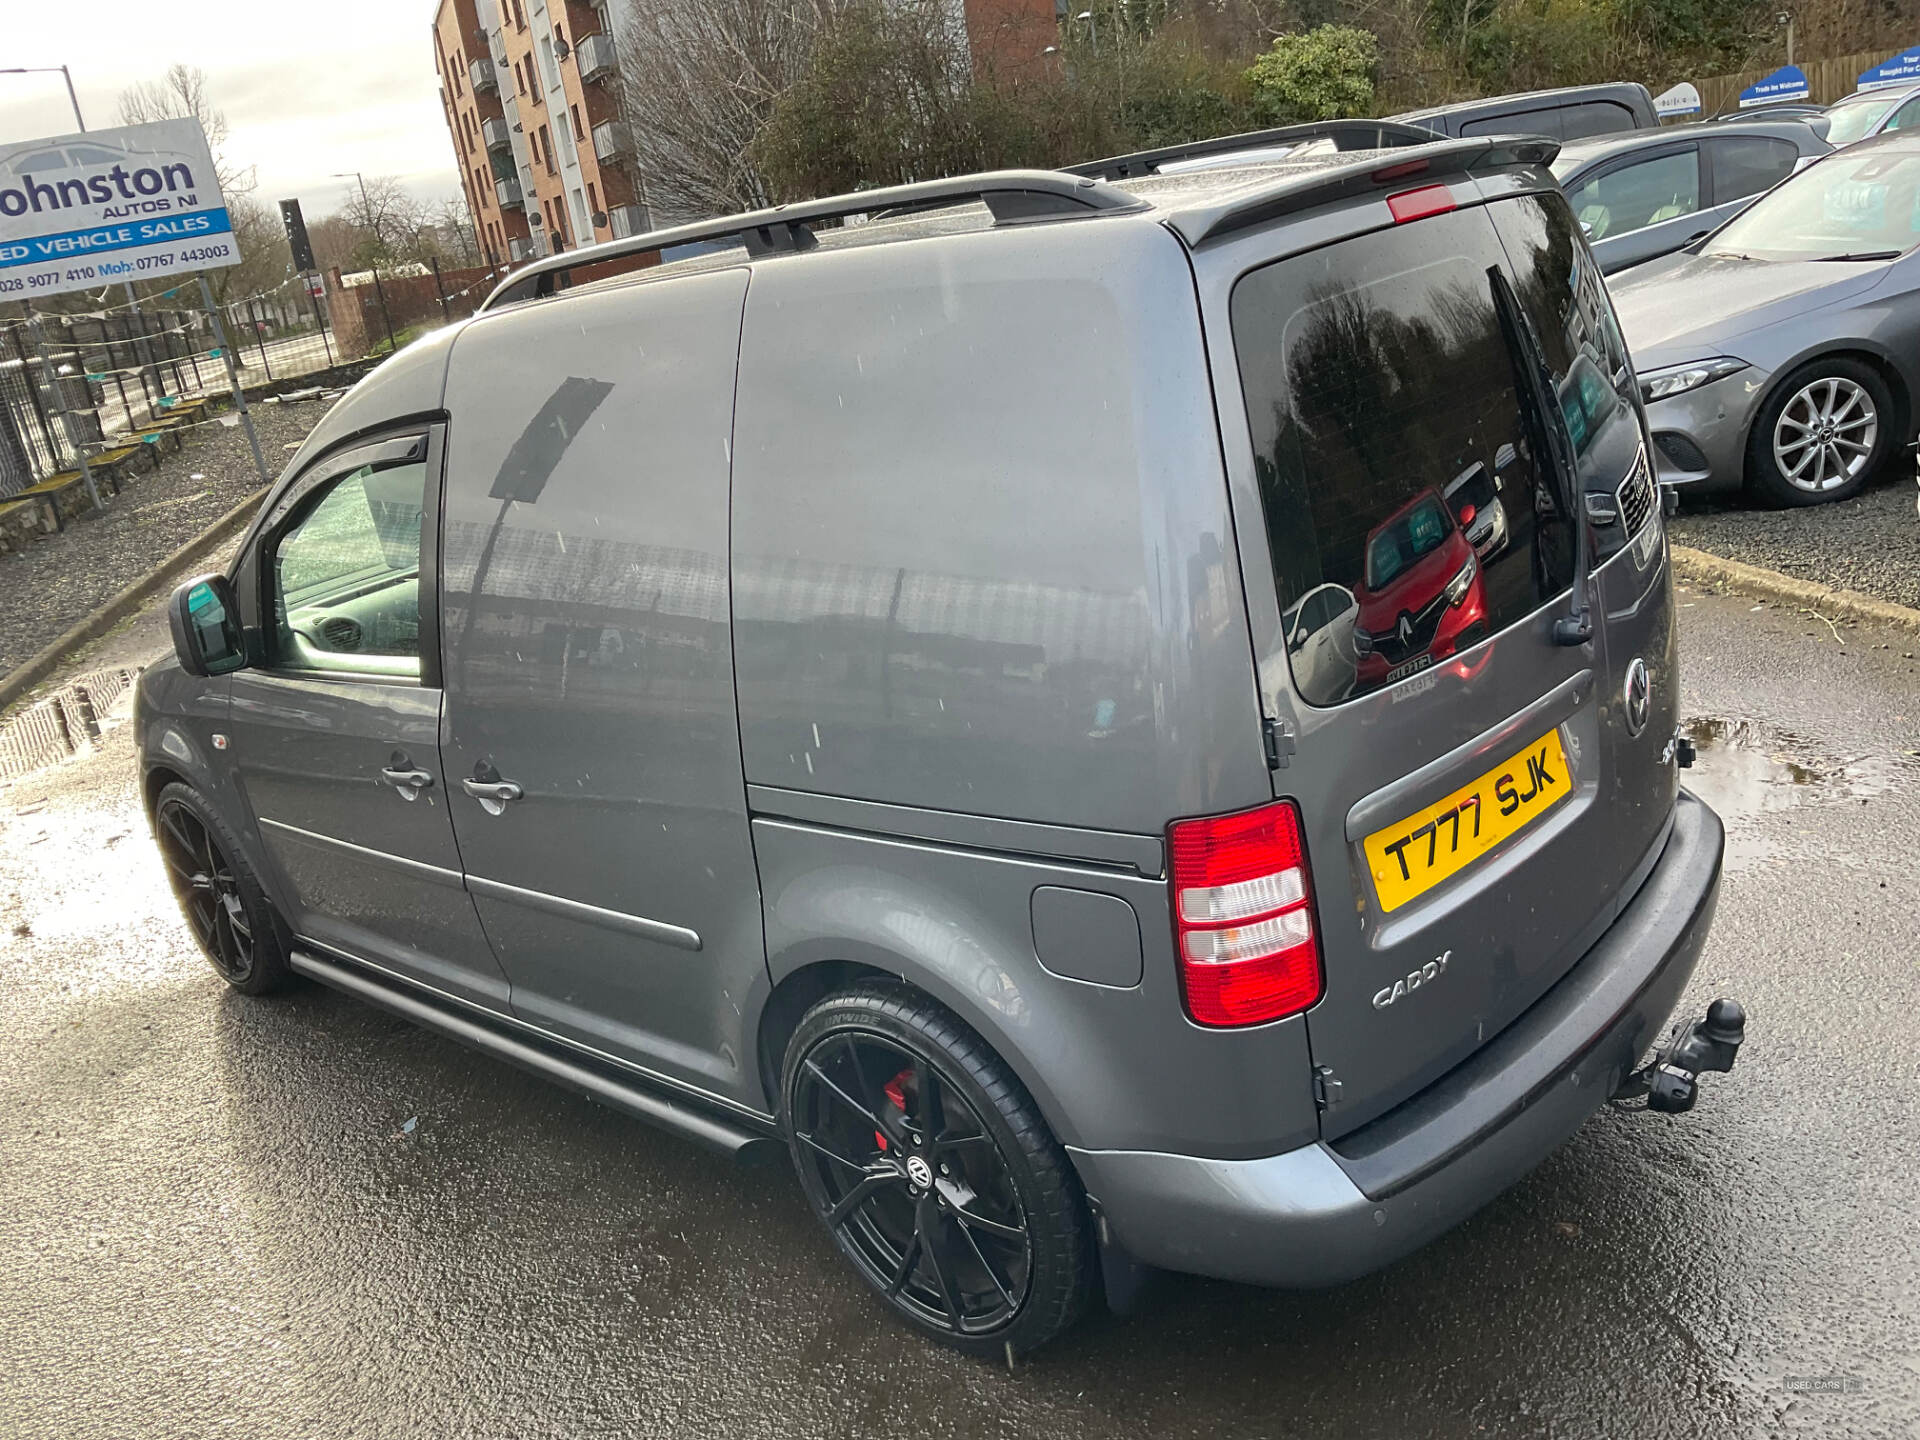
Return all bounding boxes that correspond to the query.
[1168,800,1322,1028]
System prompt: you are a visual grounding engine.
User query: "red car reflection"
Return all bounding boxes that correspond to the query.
[1353,489,1488,688]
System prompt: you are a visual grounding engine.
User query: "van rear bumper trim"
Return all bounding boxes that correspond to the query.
[1067,788,1723,1288]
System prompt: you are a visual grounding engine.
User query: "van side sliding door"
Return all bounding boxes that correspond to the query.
[436,269,767,1110]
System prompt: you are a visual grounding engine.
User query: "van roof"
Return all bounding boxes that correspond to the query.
[1389,81,1654,126]
[480,130,1561,315]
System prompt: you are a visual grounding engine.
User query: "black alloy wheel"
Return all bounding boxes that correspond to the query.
[783,985,1093,1355]
[153,782,293,995]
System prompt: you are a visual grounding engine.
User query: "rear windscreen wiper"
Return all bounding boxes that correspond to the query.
[1488,265,1592,646]
[1811,250,1901,262]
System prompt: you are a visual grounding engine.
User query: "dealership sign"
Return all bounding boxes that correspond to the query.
[1859,47,1920,92]
[1653,82,1702,117]
[1738,65,1811,108]
[0,119,236,301]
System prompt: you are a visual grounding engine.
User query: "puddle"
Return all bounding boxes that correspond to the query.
[0,666,143,783]
[1683,716,1913,871]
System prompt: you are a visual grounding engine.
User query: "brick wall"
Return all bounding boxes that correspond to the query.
[324,264,497,358]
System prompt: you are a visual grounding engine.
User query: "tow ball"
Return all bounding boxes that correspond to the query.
[1613,998,1746,1114]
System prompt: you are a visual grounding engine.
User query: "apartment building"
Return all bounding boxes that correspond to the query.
[434,0,1063,266]
[433,0,647,266]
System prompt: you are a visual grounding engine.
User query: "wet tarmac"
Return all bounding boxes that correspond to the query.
[2,586,1917,1439]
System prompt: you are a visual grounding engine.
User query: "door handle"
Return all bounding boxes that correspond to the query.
[462,776,524,816]
[381,765,435,799]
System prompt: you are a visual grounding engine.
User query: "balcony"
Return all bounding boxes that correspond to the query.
[607,203,650,239]
[575,31,616,82]
[482,115,510,152]
[495,175,525,210]
[591,119,632,162]
[508,235,532,262]
[469,57,496,93]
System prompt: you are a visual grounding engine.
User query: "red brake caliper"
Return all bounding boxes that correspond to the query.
[875,1069,911,1152]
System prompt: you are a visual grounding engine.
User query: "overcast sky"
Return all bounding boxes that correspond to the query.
[1,0,460,220]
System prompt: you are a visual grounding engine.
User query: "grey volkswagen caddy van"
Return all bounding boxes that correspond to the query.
[140,125,1741,1355]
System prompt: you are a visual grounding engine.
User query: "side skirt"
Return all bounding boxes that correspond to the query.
[289,947,784,1164]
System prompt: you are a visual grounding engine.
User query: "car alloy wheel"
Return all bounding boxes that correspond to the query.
[1773,375,1878,494]
[790,1029,1033,1338]
[155,795,256,985]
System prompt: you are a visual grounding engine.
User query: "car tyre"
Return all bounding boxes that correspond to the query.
[1746,357,1896,507]
[153,781,296,995]
[781,982,1095,1357]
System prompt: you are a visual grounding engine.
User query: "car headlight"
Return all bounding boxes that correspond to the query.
[1639,357,1748,404]
[1444,554,1477,607]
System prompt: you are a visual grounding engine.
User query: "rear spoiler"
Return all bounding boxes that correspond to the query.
[1164,135,1561,247]
[1065,119,1444,181]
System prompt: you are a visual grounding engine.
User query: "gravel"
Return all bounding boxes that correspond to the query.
[1668,472,1920,613]
[0,400,324,676]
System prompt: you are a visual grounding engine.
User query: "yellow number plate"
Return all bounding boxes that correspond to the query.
[1363,729,1571,913]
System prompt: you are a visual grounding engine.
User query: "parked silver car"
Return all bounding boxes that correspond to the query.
[1552,118,1829,274]
[1614,129,1920,505]
[1823,82,1920,147]
[139,127,1739,1354]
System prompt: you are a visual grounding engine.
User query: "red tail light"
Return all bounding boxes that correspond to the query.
[1168,800,1322,1027]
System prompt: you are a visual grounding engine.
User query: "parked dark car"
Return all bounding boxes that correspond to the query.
[1552,119,1830,273]
[1392,81,1658,140]
[1614,129,1920,505]
[139,125,1739,1355]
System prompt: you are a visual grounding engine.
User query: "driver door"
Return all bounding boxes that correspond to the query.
[225,427,511,1010]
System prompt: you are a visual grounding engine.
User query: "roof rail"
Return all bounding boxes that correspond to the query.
[1064,119,1442,181]
[477,170,1144,312]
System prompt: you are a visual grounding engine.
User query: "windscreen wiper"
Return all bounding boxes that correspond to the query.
[1487,266,1592,646]
[1810,250,1901,262]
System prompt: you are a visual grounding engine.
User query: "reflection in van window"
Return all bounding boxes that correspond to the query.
[1232,202,1583,706]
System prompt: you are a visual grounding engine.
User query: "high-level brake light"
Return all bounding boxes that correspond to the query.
[1168,800,1322,1027]
[1387,183,1456,224]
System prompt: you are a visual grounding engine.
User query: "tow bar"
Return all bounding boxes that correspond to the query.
[1612,998,1746,1113]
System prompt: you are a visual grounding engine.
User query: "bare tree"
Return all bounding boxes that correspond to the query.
[118,64,256,198]
[434,195,482,267]
[335,175,432,266]
[614,0,843,224]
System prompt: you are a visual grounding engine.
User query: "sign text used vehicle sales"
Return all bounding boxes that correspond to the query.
[0,119,237,301]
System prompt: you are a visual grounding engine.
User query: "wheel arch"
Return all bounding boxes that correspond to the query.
[755,957,903,1112]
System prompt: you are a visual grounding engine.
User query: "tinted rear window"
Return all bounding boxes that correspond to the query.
[1232,192,1640,706]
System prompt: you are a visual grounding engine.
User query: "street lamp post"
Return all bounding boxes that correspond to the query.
[1,65,103,510]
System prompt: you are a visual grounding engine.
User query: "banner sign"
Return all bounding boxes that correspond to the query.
[1654,82,1703,117]
[1858,47,1920,92]
[1739,66,1811,108]
[0,118,236,301]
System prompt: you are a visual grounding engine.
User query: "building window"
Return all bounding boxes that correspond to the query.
[539,125,555,173]
[586,180,599,214]
[571,104,585,143]
[512,0,526,30]
[515,59,527,95]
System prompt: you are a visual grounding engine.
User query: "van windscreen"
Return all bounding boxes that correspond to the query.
[1231,193,1636,706]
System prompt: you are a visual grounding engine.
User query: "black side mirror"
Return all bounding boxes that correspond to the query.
[168,574,247,677]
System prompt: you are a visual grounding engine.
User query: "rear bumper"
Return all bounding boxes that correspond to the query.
[1069,789,1724,1288]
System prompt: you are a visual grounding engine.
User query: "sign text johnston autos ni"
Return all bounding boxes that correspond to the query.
[0,118,238,302]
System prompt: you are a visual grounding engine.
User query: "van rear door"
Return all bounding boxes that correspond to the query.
[1204,184,1673,1137]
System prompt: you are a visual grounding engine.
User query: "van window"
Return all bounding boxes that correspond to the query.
[1560,101,1636,140]
[1710,136,1799,203]
[1462,108,1559,139]
[1566,150,1701,239]
[1232,201,1584,705]
[269,461,426,675]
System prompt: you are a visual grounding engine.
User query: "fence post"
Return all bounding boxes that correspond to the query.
[197,273,272,487]
[431,256,450,321]
[369,266,398,354]
[25,308,103,511]
[248,298,273,381]
[7,323,62,469]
